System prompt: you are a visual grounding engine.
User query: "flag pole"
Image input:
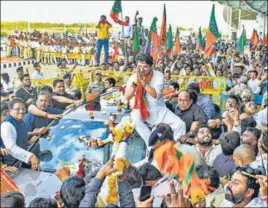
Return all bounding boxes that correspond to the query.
[120,12,127,59]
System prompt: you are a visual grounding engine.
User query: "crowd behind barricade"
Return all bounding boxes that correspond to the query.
[1,13,268,208]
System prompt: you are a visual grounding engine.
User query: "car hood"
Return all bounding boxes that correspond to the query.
[11,168,62,206]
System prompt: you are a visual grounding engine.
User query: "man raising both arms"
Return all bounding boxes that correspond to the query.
[125,53,186,148]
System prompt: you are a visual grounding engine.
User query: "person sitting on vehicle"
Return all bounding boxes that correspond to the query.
[86,70,105,94]
[52,79,83,110]
[125,53,186,147]
[24,92,63,143]
[0,98,39,169]
[1,192,25,208]
[15,74,37,109]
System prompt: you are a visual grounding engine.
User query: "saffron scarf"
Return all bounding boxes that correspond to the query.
[133,70,153,120]
[153,141,209,205]
[0,169,19,194]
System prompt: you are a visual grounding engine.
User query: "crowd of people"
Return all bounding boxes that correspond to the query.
[1,12,268,208]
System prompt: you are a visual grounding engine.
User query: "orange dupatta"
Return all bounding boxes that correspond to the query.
[133,71,153,120]
[0,169,19,194]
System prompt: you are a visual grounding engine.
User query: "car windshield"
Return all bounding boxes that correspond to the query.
[38,91,146,172]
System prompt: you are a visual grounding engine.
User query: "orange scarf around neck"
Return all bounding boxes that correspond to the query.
[133,70,153,120]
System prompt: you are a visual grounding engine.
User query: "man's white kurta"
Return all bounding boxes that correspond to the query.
[126,70,186,147]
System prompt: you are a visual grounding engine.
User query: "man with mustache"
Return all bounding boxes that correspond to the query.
[220,169,266,207]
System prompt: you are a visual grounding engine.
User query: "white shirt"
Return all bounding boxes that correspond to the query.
[126,70,165,110]
[31,70,44,80]
[254,107,267,130]
[1,122,32,164]
[247,78,261,94]
[1,80,14,91]
[194,144,222,166]
[120,26,131,39]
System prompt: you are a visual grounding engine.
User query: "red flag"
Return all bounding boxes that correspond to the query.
[174,27,181,54]
[250,29,259,49]
[263,34,268,47]
[159,4,167,45]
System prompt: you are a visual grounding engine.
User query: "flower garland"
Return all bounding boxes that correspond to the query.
[106,115,134,155]
[106,158,130,204]
[104,115,134,204]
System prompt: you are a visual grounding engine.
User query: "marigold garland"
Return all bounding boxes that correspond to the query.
[104,116,134,204]
[106,158,130,204]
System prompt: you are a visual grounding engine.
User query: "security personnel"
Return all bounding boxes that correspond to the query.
[49,42,57,64]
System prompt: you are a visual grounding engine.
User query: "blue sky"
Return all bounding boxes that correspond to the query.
[1,1,227,32]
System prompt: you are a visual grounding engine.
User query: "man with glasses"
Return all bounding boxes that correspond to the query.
[15,74,37,109]
[0,98,39,170]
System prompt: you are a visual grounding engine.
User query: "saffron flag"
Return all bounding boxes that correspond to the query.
[237,25,246,52]
[174,27,181,54]
[204,4,220,58]
[110,0,129,26]
[159,4,167,45]
[150,17,160,63]
[250,29,259,49]
[1,169,19,194]
[263,34,268,47]
[166,24,173,55]
[197,26,205,51]
[154,141,209,205]
[132,26,141,53]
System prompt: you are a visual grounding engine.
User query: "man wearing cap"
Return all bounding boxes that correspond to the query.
[86,70,105,94]
[49,42,57,64]
[125,53,186,147]
[12,67,24,91]
[0,90,15,103]
[146,123,209,205]
[31,63,44,80]
[63,73,79,94]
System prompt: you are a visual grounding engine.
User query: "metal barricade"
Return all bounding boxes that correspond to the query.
[170,75,226,106]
